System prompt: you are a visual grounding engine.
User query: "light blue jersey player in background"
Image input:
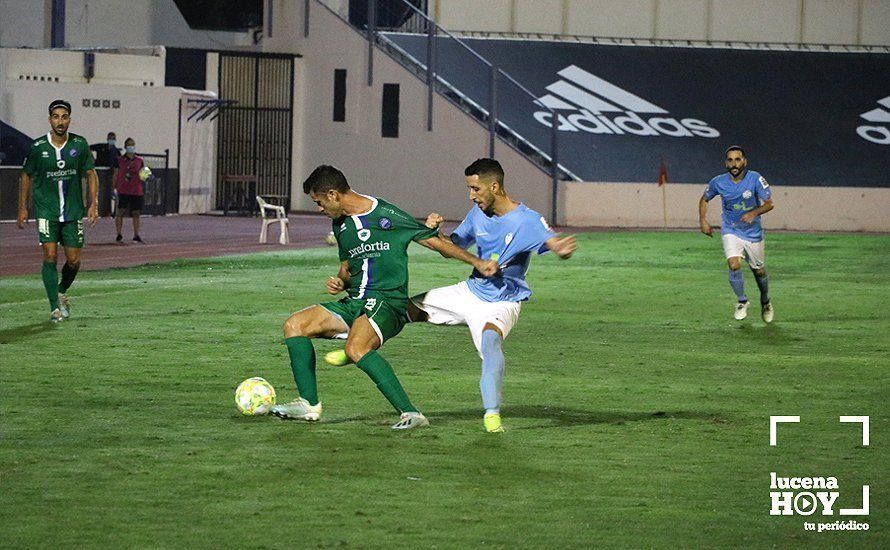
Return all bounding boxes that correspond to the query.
[409,158,576,433]
[699,146,775,322]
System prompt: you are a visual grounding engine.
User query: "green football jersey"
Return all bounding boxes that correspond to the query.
[22,132,95,221]
[332,196,438,305]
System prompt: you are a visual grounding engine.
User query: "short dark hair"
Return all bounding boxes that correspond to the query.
[464,158,504,185]
[124,137,135,146]
[725,145,746,158]
[48,99,71,115]
[303,165,350,195]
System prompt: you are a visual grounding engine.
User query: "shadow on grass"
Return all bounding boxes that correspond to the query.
[430,406,723,429]
[255,407,724,429]
[732,322,790,344]
[0,322,56,343]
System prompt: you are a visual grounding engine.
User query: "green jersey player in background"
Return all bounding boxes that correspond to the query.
[17,99,99,323]
[270,165,498,430]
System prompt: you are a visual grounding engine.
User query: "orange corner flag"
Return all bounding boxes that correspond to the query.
[658,157,667,186]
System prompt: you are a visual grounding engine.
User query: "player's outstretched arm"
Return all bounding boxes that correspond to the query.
[698,196,713,237]
[418,212,455,256]
[546,234,577,259]
[419,236,498,276]
[424,212,444,229]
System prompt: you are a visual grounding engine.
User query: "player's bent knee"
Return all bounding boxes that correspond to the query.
[283,313,314,338]
[343,341,372,363]
[482,324,504,339]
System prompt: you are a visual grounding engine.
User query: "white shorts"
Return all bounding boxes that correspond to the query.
[411,281,521,357]
[722,233,765,269]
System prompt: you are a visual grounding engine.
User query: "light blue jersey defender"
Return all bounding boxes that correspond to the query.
[451,203,555,302]
[703,170,772,241]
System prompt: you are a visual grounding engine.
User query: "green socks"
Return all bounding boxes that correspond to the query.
[284,336,319,405]
[42,262,59,310]
[284,338,418,413]
[356,350,418,413]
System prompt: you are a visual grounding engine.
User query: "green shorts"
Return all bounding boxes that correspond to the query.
[320,296,409,344]
[37,218,84,247]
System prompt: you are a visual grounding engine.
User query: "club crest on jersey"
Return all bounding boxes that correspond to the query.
[743,190,753,199]
[56,160,66,169]
[357,228,371,242]
[505,232,514,245]
[378,217,392,230]
[69,148,78,157]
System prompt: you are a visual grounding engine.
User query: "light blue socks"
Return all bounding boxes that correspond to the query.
[480,329,505,413]
[728,269,747,302]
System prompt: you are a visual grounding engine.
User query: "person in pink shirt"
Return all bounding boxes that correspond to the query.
[112,137,146,243]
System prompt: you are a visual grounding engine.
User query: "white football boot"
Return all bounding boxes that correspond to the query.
[49,308,64,323]
[58,293,71,319]
[391,411,429,430]
[270,397,321,421]
[761,302,774,324]
[733,301,749,320]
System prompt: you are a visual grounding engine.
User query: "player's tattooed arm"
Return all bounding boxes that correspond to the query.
[546,234,577,259]
[326,261,350,294]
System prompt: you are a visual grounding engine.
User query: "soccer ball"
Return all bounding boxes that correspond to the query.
[234,377,276,415]
[324,231,337,246]
[138,166,152,181]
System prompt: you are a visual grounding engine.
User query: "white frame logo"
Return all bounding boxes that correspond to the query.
[769,415,870,533]
[533,65,720,139]
[856,96,890,145]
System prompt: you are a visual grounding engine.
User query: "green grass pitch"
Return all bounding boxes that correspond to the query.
[0,231,887,548]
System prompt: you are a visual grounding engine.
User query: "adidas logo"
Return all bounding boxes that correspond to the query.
[856,96,890,145]
[533,65,719,139]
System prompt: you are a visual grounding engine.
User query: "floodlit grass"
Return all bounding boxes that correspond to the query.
[0,231,887,548]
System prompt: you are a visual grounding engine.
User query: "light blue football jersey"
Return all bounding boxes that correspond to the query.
[703,170,773,241]
[451,203,555,302]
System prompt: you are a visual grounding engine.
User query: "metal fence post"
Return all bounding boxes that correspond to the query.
[164,148,170,214]
[488,65,497,158]
[367,0,376,86]
[550,110,559,226]
[426,20,436,131]
[303,0,310,37]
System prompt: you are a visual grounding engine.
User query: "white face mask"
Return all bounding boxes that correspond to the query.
[125,145,136,154]
[107,139,116,146]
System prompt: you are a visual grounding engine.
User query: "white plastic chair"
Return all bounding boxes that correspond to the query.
[256,195,290,244]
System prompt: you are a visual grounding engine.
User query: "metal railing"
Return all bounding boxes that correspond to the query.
[311,0,580,224]
[139,150,173,216]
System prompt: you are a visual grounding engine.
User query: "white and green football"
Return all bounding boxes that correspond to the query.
[234,377,276,416]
